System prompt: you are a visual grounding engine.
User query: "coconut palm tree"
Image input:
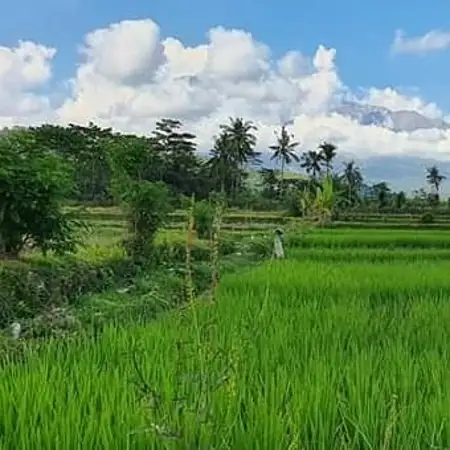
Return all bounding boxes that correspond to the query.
[342,160,363,206]
[269,125,300,195]
[426,165,446,199]
[300,150,322,180]
[318,141,337,175]
[217,117,260,197]
[219,117,260,167]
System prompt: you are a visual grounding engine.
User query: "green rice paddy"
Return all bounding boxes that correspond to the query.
[2,228,450,448]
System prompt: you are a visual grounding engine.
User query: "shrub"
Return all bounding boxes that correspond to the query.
[419,212,434,224]
[120,181,171,258]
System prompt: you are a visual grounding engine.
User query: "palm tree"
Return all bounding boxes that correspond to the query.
[219,117,260,167]
[208,133,236,194]
[342,160,363,206]
[269,125,300,195]
[300,150,322,180]
[426,165,446,198]
[318,141,337,175]
[218,117,260,197]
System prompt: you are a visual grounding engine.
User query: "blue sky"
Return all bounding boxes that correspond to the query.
[1,0,450,110]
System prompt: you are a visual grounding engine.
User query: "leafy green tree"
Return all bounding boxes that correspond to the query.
[109,134,163,186]
[0,130,80,258]
[269,125,300,195]
[372,182,391,210]
[318,141,337,175]
[394,191,407,210]
[152,118,203,196]
[259,168,279,199]
[31,122,114,204]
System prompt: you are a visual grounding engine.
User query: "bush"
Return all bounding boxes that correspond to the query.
[120,181,171,258]
[419,212,435,224]
[285,189,304,217]
[194,201,215,239]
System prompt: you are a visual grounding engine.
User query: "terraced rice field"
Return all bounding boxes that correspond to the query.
[3,228,450,448]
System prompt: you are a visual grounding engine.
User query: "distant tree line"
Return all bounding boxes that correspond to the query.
[0,117,448,258]
[5,117,444,210]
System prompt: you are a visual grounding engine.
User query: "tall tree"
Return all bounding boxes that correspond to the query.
[300,150,322,180]
[318,141,338,175]
[342,160,363,207]
[426,165,446,203]
[151,118,201,196]
[394,191,407,209]
[269,125,300,195]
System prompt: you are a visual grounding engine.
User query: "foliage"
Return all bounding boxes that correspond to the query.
[194,200,215,239]
[0,255,136,328]
[120,181,171,257]
[0,130,81,258]
[312,176,337,225]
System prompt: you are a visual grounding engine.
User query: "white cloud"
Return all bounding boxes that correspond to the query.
[391,29,450,55]
[1,18,450,162]
[0,41,56,126]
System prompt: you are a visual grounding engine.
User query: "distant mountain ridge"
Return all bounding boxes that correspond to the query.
[333,101,450,132]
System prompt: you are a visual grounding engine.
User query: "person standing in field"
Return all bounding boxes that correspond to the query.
[273,228,285,259]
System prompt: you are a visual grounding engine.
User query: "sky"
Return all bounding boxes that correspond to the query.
[1,0,450,168]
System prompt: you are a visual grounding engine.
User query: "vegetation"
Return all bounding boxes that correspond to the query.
[3,114,450,447]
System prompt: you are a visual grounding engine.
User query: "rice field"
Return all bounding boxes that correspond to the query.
[3,229,450,448]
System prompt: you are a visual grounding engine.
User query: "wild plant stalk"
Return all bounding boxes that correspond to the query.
[184,195,206,403]
[210,201,223,303]
[185,196,195,305]
[382,394,399,450]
